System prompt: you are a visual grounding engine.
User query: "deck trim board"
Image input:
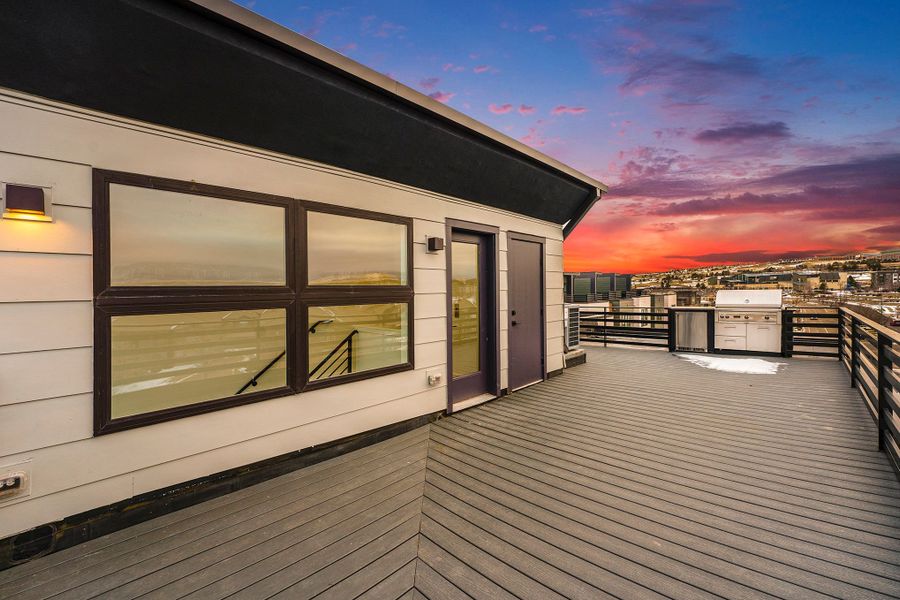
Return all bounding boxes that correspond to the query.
[6,347,900,599]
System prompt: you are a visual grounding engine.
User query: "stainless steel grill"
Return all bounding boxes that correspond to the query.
[714,290,783,353]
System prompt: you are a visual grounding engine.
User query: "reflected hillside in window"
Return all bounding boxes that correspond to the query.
[307,211,407,286]
[109,184,286,286]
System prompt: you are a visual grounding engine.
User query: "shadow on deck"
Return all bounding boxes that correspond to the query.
[2,346,899,599]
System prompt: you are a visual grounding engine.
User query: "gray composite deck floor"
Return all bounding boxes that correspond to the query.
[2,346,900,599]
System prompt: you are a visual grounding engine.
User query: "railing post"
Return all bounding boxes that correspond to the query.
[877,332,890,451]
[347,335,353,374]
[850,317,860,388]
[781,309,794,358]
[603,307,608,347]
[667,308,676,352]
[837,308,845,362]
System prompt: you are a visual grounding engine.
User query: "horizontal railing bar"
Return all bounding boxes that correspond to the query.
[792,350,839,357]
[582,338,668,348]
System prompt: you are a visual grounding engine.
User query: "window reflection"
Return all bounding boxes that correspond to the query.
[308,304,408,380]
[307,211,407,285]
[452,242,480,378]
[109,184,286,286]
[110,309,287,418]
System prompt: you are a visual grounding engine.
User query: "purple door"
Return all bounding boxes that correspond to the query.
[508,235,544,390]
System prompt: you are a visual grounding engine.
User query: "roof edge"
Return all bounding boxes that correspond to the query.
[185,0,608,194]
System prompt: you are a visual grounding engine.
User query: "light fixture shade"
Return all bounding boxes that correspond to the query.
[2,183,53,222]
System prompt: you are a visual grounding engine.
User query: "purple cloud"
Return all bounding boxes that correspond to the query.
[428,91,455,103]
[552,105,588,115]
[694,121,791,143]
[866,223,900,236]
[419,77,440,90]
[518,104,536,115]
[488,103,514,114]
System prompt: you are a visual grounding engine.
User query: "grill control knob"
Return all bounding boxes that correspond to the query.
[744,315,750,319]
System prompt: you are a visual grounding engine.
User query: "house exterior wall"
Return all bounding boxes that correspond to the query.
[0,89,565,538]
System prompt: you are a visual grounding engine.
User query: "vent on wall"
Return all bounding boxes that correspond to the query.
[564,305,580,351]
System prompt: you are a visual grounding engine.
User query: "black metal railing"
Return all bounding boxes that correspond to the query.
[579,308,670,348]
[786,308,839,358]
[839,306,899,478]
[309,330,359,381]
[235,351,286,395]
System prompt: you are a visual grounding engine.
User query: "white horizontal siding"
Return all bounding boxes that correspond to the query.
[0,347,92,407]
[0,301,92,354]
[0,253,92,302]
[0,90,566,537]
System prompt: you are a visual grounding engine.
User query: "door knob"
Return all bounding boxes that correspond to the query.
[511,320,518,326]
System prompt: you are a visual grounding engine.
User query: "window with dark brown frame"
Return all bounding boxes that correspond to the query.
[93,170,414,435]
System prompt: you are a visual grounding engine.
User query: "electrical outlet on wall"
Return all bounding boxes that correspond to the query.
[426,369,443,387]
[0,460,32,503]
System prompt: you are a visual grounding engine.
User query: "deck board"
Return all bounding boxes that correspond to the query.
[3,346,899,599]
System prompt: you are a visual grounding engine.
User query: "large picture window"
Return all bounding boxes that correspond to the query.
[93,171,413,434]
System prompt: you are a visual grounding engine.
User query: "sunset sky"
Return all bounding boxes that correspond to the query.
[246,0,900,273]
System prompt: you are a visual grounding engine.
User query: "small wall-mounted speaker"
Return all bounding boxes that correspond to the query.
[426,236,444,253]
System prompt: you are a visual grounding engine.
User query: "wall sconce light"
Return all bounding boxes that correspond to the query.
[426,236,444,253]
[2,183,53,222]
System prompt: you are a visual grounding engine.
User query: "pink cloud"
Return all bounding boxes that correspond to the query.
[489,103,514,114]
[521,127,547,147]
[551,105,588,116]
[419,77,440,90]
[529,24,548,32]
[473,65,491,74]
[442,63,466,73]
[518,104,536,115]
[429,91,455,103]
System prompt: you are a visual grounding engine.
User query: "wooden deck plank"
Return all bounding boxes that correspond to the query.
[483,396,900,503]
[426,437,900,593]
[178,495,424,599]
[413,560,472,600]
[352,558,417,600]
[269,525,420,599]
[13,447,428,599]
[4,346,899,600]
[428,426,899,598]
[415,536,517,600]
[457,404,900,523]
[1,428,430,592]
[104,467,426,599]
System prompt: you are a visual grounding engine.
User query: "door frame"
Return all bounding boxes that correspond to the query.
[507,231,547,389]
[445,219,500,412]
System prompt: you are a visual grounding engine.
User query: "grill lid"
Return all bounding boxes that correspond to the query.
[715,289,783,309]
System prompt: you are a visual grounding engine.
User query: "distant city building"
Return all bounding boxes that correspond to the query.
[564,271,633,302]
[872,270,900,291]
[720,272,793,289]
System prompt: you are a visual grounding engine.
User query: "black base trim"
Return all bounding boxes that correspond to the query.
[548,367,566,378]
[564,352,587,369]
[0,411,441,572]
